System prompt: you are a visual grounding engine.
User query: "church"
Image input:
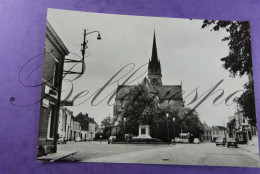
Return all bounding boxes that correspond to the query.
[112,32,184,138]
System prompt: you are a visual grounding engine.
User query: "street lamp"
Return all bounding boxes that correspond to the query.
[63,29,102,74]
[166,113,169,145]
[123,117,126,141]
[100,134,102,145]
[172,117,176,145]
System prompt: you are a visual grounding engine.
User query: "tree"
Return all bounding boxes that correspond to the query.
[100,116,112,139]
[202,20,252,77]
[158,103,204,140]
[118,84,204,141]
[120,84,159,137]
[202,20,256,126]
[237,78,256,125]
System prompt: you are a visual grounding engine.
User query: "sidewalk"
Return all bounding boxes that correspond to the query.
[238,136,259,156]
[37,151,77,162]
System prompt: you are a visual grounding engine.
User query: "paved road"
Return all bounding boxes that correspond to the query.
[58,141,260,167]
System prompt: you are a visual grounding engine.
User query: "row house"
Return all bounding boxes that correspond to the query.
[57,107,73,141]
[211,126,227,142]
[74,112,98,141]
[71,118,81,140]
[200,122,227,142]
[201,122,212,142]
[37,21,69,156]
[57,109,98,141]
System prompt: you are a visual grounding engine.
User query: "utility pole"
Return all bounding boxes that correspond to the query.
[80,29,87,74]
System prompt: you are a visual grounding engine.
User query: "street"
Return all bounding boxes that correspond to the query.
[57,141,260,167]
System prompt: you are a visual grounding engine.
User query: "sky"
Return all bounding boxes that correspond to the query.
[47,8,248,127]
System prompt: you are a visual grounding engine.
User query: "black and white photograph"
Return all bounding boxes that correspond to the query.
[36,8,259,167]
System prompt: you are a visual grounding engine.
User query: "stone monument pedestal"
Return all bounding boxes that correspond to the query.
[136,125,151,139]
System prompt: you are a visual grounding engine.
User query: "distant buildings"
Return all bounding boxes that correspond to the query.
[227,112,258,144]
[201,122,227,142]
[74,112,99,141]
[201,122,212,142]
[211,126,227,142]
[57,109,99,143]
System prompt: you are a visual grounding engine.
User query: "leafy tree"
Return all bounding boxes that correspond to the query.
[117,84,204,141]
[100,116,112,139]
[121,85,159,137]
[202,20,256,126]
[158,103,204,140]
[237,78,256,125]
[202,20,252,77]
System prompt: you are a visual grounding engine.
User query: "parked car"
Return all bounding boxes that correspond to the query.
[227,138,238,148]
[75,137,81,142]
[215,138,225,146]
[193,138,200,144]
[108,136,116,144]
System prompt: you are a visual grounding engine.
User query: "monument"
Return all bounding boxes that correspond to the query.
[136,125,152,139]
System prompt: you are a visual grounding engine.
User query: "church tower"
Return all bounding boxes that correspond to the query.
[148,32,162,85]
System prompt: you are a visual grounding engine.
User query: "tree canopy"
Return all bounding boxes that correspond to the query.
[202,20,256,126]
[202,20,252,77]
[114,84,204,141]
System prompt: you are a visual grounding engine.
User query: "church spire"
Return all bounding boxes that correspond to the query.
[148,32,161,75]
[148,31,162,85]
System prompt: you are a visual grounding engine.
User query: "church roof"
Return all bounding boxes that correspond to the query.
[115,81,183,101]
[153,85,182,100]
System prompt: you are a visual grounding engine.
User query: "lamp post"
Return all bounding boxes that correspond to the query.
[63,29,102,74]
[123,117,126,141]
[172,117,176,145]
[100,134,102,146]
[166,113,169,145]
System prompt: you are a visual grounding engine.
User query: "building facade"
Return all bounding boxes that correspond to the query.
[74,112,98,141]
[231,112,257,144]
[71,118,81,141]
[37,21,69,156]
[201,122,212,142]
[211,126,227,142]
[57,107,74,142]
